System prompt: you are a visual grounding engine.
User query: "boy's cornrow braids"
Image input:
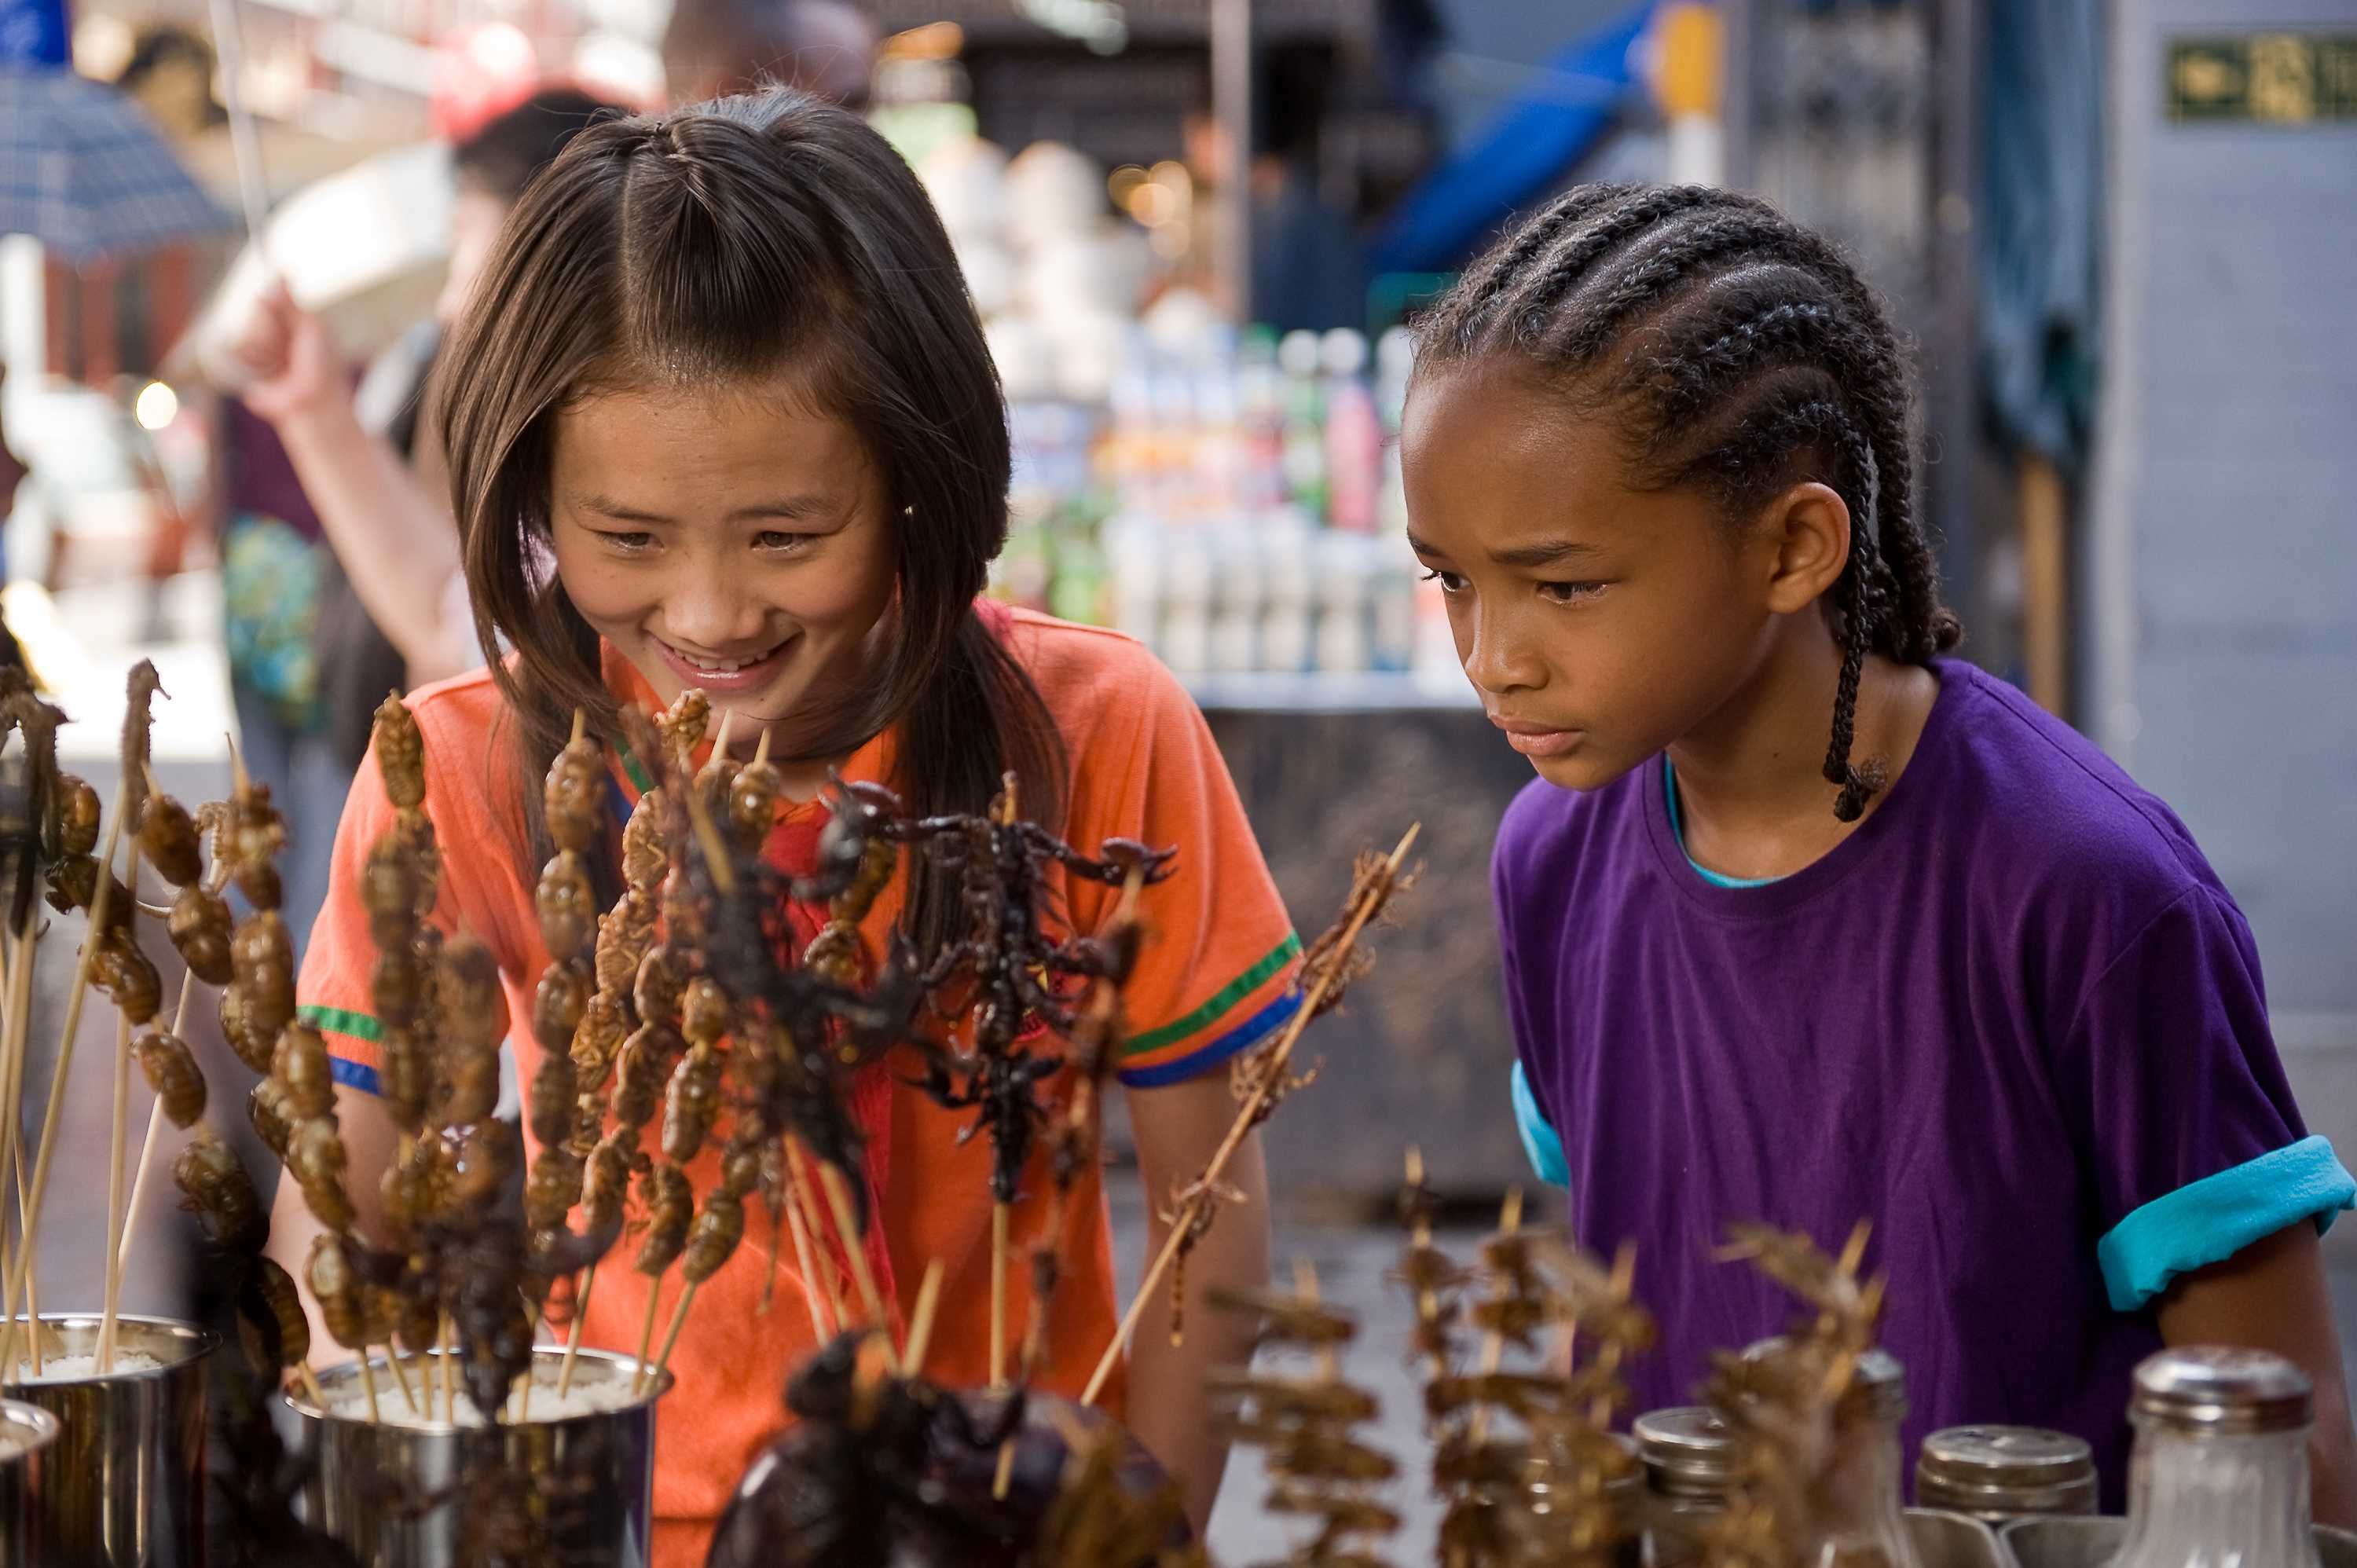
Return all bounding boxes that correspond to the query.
[1502,186,1727,347]
[1553,217,1832,366]
[1447,185,1629,346]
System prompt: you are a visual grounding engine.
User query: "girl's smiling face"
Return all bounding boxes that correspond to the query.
[1401,362,1786,791]
[548,376,897,753]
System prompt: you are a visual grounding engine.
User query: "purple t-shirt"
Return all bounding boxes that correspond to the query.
[1494,659,2348,1503]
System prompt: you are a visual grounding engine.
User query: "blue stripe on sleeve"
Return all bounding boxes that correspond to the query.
[1117,991,1304,1090]
[328,1056,383,1097]
[1511,1061,1569,1188]
[2097,1135,2355,1311]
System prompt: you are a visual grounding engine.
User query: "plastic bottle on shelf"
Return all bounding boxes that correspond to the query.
[1258,513,1317,674]
[1277,328,1329,523]
[1102,513,1164,652]
[1321,328,1382,533]
[1369,534,1418,672]
[1207,522,1263,673]
[1313,532,1373,676]
[1158,527,1215,676]
[1235,327,1287,512]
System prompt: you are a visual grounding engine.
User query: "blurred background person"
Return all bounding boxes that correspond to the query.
[660,0,877,107]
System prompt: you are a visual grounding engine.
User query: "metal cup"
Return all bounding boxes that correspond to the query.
[0,1397,62,1559]
[284,1346,671,1568]
[1,1313,218,1567]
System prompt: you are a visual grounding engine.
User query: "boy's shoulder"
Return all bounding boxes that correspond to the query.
[1931,661,2226,911]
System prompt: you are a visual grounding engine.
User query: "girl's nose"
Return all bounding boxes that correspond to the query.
[665,564,773,650]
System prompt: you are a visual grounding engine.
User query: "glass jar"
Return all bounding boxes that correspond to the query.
[2107,1347,2323,1568]
[1635,1406,1737,1514]
[1915,1425,2098,1522]
[1731,1340,1923,1568]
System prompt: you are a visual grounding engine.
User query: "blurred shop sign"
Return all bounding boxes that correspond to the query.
[0,0,68,67]
[2168,33,2357,123]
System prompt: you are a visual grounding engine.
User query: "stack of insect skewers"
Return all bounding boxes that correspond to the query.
[1083,822,1421,1408]
[0,663,327,1407]
[1207,1262,1402,1566]
[1690,1223,1885,1568]
[1406,1167,1655,1568]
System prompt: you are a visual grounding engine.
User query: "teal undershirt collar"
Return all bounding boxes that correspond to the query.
[1662,760,1784,889]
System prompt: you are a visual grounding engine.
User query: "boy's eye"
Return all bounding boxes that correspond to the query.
[1419,568,1468,593]
[1538,581,1604,605]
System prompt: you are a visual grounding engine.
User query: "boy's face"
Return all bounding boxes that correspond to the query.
[1400,362,1782,792]
[548,375,898,757]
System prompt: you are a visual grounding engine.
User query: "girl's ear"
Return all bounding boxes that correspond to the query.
[1758,480,1853,617]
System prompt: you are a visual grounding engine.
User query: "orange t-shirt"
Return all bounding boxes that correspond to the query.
[295,607,1302,1564]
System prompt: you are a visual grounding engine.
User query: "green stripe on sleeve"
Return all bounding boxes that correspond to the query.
[1120,932,1303,1057]
[298,1004,386,1046]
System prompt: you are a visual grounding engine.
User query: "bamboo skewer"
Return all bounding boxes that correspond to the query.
[111,980,196,1284]
[0,916,36,1373]
[988,1202,1009,1390]
[1081,822,1420,1406]
[903,1260,944,1376]
[784,1149,848,1334]
[642,1280,695,1396]
[0,773,135,1378]
[781,1185,833,1340]
[438,1314,456,1415]
[557,1262,596,1398]
[96,1013,135,1371]
[816,1160,893,1368]
[385,1346,419,1416]
[1465,1188,1522,1448]
[632,1279,663,1387]
[357,1352,382,1423]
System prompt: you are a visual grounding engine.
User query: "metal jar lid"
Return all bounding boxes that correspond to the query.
[2132,1346,2314,1435]
[1737,1338,1908,1426]
[1634,1406,1736,1499]
[1916,1425,2098,1518]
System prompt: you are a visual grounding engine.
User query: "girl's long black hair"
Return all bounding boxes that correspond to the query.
[434,89,1065,957]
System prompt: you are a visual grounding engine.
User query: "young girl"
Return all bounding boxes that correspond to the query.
[1400,184,2357,1515]
[266,92,1297,1562]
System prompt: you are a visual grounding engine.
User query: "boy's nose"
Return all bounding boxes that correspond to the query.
[1462,608,1545,694]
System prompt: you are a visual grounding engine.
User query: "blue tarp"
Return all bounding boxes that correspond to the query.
[1369,1,1655,276]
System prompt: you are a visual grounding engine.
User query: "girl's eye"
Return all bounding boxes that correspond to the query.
[753,531,815,554]
[596,530,656,554]
[1419,568,1468,594]
[1538,581,1605,606]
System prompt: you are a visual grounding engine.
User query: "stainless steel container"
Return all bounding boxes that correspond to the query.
[284,1346,671,1568]
[1905,1508,2015,1568]
[2003,1515,2357,1568]
[0,1398,62,1559]
[1,1313,217,1568]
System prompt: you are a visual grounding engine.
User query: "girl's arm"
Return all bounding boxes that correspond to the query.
[2157,1220,2357,1527]
[262,1080,406,1369]
[226,287,476,686]
[1124,1074,1272,1534]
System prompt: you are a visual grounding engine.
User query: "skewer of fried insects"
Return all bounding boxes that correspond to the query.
[1080,822,1420,1406]
[95,665,163,1371]
[0,665,156,1379]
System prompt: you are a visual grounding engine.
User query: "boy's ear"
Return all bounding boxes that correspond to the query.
[1759,481,1853,616]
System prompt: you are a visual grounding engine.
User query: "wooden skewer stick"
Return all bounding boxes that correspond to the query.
[357,1350,383,1423]
[709,706,735,759]
[781,1183,831,1341]
[111,980,196,1284]
[0,916,38,1374]
[903,1260,944,1377]
[816,1160,893,1366]
[642,1280,696,1397]
[1466,1187,1522,1448]
[632,1278,664,1388]
[751,727,772,767]
[97,1014,136,1372]
[557,1261,596,1398]
[385,1345,420,1416]
[0,774,137,1378]
[570,707,586,748]
[97,833,151,1371]
[1080,822,1420,1406]
[988,1202,1010,1390]
[298,1364,326,1409]
[438,1313,456,1416]
[783,1141,848,1334]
